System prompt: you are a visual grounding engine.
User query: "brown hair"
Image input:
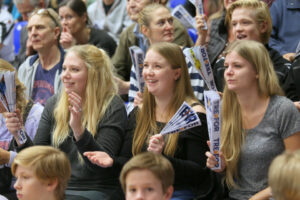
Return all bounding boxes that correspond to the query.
[120,152,174,193]
[132,42,198,156]
[221,40,283,188]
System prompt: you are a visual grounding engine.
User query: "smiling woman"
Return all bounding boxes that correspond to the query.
[61,51,88,97]
[128,42,215,199]
[14,45,128,200]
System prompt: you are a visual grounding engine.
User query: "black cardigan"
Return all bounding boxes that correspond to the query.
[16,95,127,194]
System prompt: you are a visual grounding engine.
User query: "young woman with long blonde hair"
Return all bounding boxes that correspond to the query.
[130,42,212,199]
[206,40,300,200]
[9,45,127,200]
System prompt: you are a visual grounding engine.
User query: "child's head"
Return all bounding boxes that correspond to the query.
[120,152,174,200]
[11,146,71,200]
[268,150,300,200]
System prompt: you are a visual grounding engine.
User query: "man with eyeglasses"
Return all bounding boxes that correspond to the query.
[18,8,64,106]
[13,0,46,67]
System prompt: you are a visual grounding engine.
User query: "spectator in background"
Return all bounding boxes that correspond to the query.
[18,8,64,106]
[0,5,15,63]
[183,0,223,18]
[213,0,290,92]
[13,0,45,67]
[126,3,206,113]
[58,0,116,57]
[269,0,300,62]
[11,146,71,200]
[283,53,300,111]
[113,0,194,95]
[120,152,174,200]
[207,0,237,66]
[268,150,300,200]
[88,0,132,43]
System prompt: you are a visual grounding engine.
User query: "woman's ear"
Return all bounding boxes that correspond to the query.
[141,25,150,38]
[174,68,182,80]
[83,13,88,24]
[54,27,61,40]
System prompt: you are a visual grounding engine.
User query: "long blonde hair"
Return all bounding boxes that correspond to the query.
[0,59,27,115]
[52,45,117,147]
[132,42,198,156]
[221,40,283,188]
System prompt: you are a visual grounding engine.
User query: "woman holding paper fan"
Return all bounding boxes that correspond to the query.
[58,0,116,57]
[132,42,221,199]
[9,45,127,200]
[206,40,300,200]
[0,59,43,199]
[86,42,222,200]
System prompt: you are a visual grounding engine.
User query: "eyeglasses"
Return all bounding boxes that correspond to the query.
[30,8,59,27]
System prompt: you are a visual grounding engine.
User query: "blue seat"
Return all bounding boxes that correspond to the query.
[188,28,198,43]
[170,0,186,8]
[13,21,27,55]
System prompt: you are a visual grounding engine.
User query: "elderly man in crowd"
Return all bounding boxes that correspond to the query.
[13,0,45,67]
[18,8,64,105]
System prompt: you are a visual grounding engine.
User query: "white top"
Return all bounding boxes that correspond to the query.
[88,0,133,43]
[0,8,15,62]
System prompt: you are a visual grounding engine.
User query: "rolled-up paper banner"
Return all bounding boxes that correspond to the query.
[204,90,221,170]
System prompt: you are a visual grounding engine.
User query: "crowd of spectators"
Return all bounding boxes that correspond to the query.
[0,0,300,200]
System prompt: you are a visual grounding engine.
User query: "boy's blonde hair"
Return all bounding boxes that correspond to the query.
[120,152,174,194]
[11,146,71,200]
[268,150,300,200]
[226,0,272,44]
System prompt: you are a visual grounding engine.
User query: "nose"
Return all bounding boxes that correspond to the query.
[165,21,173,30]
[134,190,145,200]
[61,68,71,79]
[14,178,21,190]
[143,66,154,76]
[30,27,38,35]
[225,65,233,76]
[235,22,243,31]
[61,18,68,26]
